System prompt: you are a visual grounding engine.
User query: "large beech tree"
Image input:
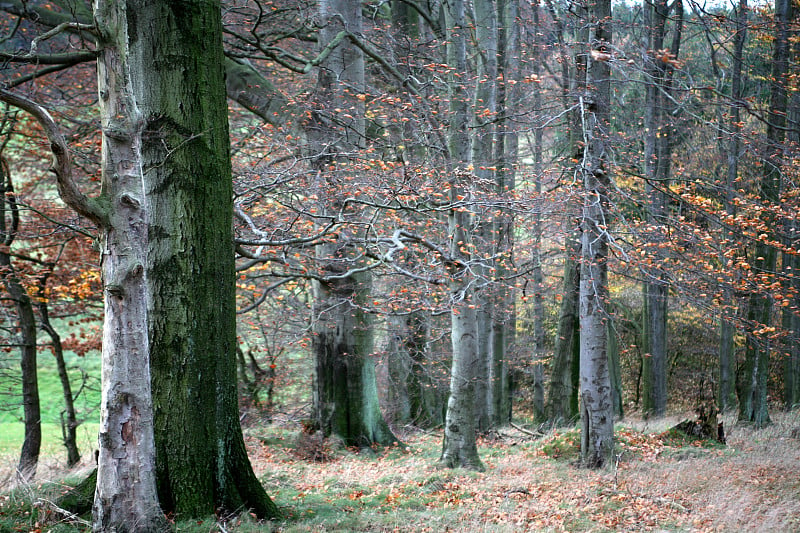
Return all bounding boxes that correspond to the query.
[306,0,398,448]
[2,0,278,527]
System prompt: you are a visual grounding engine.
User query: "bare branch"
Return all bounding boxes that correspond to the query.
[0,89,107,227]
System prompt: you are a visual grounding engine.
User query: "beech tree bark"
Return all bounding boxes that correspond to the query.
[718,0,748,413]
[3,0,278,527]
[308,0,398,448]
[737,0,790,428]
[439,0,484,472]
[641,0,683,419]
[578,0,615,468]
[471,0,499,433]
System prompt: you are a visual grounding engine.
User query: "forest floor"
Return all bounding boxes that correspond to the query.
[1,411,799,532]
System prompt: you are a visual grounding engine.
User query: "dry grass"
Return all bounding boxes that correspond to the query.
[1,411,799,532]
[618,411,800,532]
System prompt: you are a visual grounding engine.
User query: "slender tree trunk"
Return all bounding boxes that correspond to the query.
[35,277,81,468]
[528,0,546,423]
[641,0,683,419]
[0,160,40,482]
[737,0,791,428]
[440,0,484,471]
[784,78,800,410]
[545,0,586,428]
[607,314,624,418]
[489,0,521,427]
[471,0,499,432]
[578,0,614,468]
[718,0,748,413]
[783,233,800,409]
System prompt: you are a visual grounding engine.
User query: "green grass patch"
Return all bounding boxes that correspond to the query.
[0,349,101,426]
[0,422,99,458]
[537,428,581,461]
[0,347,100,460]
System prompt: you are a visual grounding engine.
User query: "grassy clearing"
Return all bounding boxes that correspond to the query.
[0,349,101,429]
[1,411,799,532]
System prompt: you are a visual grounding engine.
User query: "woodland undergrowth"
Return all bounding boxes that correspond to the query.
[1,411,799,532]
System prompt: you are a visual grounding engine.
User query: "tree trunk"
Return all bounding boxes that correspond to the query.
[471,0,499,433]
[737,0,790,428]
[308,0,398,448]
[546,231,581,425]
[607,314,624,418]
[0,160,40,482]
[528,0,546,423]
[312,272,397,446]
[641,0,683,419]
[92,3,163,527]
[439,0,484,472]
[387,312,443,428]
[719,0,748,414]
[489,0,521,427]
[385,316,413,425]
[405,313,445,428]
[578,0,614,468]
[783,236,800,410]
[91,0,277,525]
[35,285,81,468]
[783,19,800,411]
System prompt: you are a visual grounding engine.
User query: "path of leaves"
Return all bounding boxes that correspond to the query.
[245,427,729,532]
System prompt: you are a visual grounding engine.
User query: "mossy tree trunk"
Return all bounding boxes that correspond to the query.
[308,0,397,448]
[95,0,280,526]
[3,1,281,523]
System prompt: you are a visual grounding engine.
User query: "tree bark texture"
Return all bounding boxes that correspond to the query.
[440,0,484,472]
[92,1,164,527]
[546,232,581,425]
[470,0,499,433]
[92,0,277,525]
[578,0,614,468]
[719,0,747,413]
[737,0,790,428]
[309,0,397,448]
[312,272,397,446]
[489,0,521,427]
[641,0,683,419]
